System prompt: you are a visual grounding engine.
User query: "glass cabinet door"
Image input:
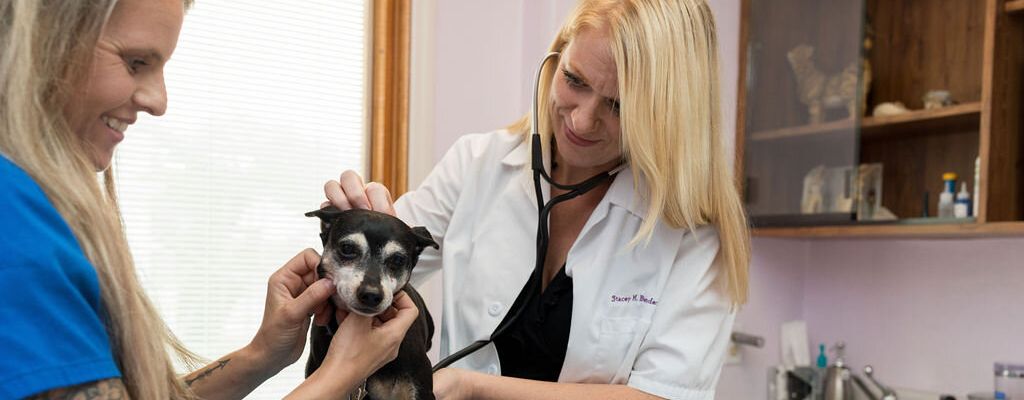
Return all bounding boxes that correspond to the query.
[742,0,867,226]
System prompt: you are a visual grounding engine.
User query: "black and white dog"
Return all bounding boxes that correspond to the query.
[305,207,437,400]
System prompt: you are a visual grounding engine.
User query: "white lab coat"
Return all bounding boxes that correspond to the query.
[396,130,735,400]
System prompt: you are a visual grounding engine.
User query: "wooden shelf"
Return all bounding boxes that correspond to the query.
[1007,0,1024,13]
[861,102,982,138]
[749,102,982,141]
[753,221,1024,239]
[749,119,854,141]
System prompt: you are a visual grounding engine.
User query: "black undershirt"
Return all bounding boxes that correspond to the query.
[493,265,573,381]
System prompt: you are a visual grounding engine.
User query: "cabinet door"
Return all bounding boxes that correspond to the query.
[741,0,867,225]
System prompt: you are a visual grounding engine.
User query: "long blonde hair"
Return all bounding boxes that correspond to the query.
[0,0,198,398]
[511,0,750,305]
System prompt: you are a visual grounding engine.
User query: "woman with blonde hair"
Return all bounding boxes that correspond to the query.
[0,0,416,398]
[325,0,751,398]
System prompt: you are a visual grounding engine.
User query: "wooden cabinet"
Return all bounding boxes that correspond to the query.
[736,0,1024,238]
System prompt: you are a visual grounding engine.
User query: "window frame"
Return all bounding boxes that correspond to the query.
[369,0,412,195]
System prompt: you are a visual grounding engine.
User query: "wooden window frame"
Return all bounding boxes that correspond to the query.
[369,0,412,195]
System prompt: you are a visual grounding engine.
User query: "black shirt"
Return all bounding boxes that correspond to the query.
[493,265,573,382]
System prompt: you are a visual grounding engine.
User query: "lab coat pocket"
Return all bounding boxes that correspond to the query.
[593,316,650,383]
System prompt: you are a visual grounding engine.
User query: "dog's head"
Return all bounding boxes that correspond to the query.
[305,207,438,316]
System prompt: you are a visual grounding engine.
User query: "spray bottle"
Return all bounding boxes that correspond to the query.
[955,182,972,218]
[938,172,957,218]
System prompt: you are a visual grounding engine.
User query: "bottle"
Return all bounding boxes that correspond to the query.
[974,157,981,218]
[817,343,828,369]
[938,172,957,218]
[955,182,972,218]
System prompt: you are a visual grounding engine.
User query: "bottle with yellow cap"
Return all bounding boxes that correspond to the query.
[938,172,957,218]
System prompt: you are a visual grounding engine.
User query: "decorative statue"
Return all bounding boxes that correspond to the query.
[786,30,872,124]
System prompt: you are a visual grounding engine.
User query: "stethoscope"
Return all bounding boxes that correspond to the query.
[432,52,623,372]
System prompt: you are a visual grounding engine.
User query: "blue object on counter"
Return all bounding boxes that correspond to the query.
[816,343,827,368]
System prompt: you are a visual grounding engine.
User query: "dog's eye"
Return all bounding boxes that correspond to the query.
[387,254,407,267]
[339,243,359,258]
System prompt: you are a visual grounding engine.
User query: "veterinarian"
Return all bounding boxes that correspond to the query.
[0,0,417,398]
[323,0,752,399]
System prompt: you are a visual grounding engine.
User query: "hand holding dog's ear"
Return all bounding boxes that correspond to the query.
[248,249,334,374]
[324,170,396,215]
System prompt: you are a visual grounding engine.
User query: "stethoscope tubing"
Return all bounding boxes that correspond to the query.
[432,52,620,372]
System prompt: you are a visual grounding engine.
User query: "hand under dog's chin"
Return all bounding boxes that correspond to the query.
[331,294,386,317]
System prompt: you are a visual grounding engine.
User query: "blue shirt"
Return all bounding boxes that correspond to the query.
[0,156,121,398]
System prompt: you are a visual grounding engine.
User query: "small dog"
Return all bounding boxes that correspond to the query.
[305,207,438,400]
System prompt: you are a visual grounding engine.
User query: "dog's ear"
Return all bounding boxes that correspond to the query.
[411,226,439,253]
[305,206,344,245]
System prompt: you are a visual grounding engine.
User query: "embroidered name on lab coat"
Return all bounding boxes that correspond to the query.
[610,294,658,305]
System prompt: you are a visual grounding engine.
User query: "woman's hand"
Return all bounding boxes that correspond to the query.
[323,170,396,215]
[290,292,420,397]
[321,291,418,373]
[433,367,478,400]
[246,249,335,375]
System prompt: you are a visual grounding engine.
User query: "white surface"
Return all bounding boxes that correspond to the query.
[781,320,811,368]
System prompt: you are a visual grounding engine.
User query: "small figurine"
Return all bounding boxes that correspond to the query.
[872,102,910,117]
[787,45,866,124]
[923,90,955,110]
[786,24,872,125]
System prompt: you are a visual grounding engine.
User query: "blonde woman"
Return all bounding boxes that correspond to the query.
[0,0,416,398]
[324,0,751,399]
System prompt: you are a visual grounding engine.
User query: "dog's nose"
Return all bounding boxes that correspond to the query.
[357,287,384,308]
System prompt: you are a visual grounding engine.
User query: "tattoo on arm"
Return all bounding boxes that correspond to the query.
[28,378,128,400]
[185,358,231,387]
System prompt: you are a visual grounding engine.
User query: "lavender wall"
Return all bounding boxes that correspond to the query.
[803,238,1024,396]
[717,238,810,400]
[432,0,529,159]
[721,237,1024,399]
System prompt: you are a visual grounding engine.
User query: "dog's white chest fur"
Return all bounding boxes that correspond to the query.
[367,376,419,400]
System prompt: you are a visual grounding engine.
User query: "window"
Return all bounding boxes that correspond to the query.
[115,1,367,397]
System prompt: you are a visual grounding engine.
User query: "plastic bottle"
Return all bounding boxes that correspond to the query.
[938,172,957,218]
[817,343,828,369]
[955,182,972,218]
[974,157,980,219]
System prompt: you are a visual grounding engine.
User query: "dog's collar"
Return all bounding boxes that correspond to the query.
[348,380,368,400]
